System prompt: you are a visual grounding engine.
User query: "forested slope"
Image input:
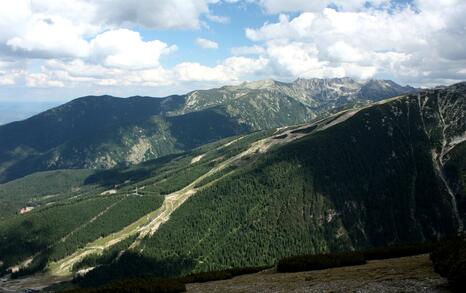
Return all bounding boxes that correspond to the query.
[78,83,465,283]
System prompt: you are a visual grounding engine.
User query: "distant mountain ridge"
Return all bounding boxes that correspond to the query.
[0,78,415,182]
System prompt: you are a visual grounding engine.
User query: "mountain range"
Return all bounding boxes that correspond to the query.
[0,80,464,290]
[0,78,415,183]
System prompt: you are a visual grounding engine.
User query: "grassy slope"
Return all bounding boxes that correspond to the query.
[0,169,95,220]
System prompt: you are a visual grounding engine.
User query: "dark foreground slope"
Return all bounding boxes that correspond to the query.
[187,254,447,293]
[76,83,465,285]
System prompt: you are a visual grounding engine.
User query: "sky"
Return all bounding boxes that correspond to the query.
[0,0,465,124]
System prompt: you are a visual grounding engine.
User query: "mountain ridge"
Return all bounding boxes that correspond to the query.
[0,82,464,288]
[0,78,416,182]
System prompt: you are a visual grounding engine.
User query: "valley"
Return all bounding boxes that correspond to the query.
[0,80,464,292]
[1,0,465,291]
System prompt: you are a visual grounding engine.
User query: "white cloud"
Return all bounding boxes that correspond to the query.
[173,56,268,81]
[246,13,315,41]
[21,55,268,90]
[231,45,266,55]
[89,29,177,69]
[0,0,219,60]
[256,0,391,13]
[244,1,466,85]
[0,0,465,97]
[6,15,90,59]
[206,14,230,24]
[327,41,363,63]
[94,0,219,29]
[195,38,219,49]
[26,72,65,87]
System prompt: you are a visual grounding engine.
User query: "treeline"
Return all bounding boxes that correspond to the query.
[277,241,438,272]
[0,196,116,272]
[142,162,214,195]
[77,97,460,282]
[72,240,442,290]
[73,235,138,271]
[0,169,94,220]
[277,251,366,272]
[0,193,163,275]
[49,194,163,262]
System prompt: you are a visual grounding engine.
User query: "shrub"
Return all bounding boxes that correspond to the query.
[179,270,233,283]
[277,251,366,273]
[178,265,271,283]
[363,242,436,260]
[227,265,271,277]
[430,235,466,289]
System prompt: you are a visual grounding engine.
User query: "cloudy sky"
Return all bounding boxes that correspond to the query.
[0,0,465,124]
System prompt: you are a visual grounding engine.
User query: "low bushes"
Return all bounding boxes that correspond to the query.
[228,265,271,277]
[179,270,233,283]
[276,242,438,273]
[179,265,271,283]
[430,235,466,289]
[277,251,366,273]
[363,242,435,260]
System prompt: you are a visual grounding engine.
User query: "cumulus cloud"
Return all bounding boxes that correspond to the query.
[89,29,177,69]
[256,0,392,13]
[94,0,218,29]
[231,45,266,55]
[206,14,230,24]
[19,55,268,91]
[244,0,466,85]
[0,0,218,60]
[195,38,219,49]
[6,16,91,59]
[0,0,465,95]
[0,60,25,85]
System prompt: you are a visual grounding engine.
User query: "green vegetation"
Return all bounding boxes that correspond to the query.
[0,196,116,271]
[136,97,455,273]
[0,84,464,288]
[0,128,270,277]
[177,265,270,283]
[140,162,214,195]
[363,242,436,260]
[277,251,366,272]
[77,87,464,282]
[0,79,414,182]
[0,193,163,276]
[49,194,164,262]
[73,235,138,271]
[0,169,95,220]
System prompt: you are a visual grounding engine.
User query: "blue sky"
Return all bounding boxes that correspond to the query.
[0,0,465,124]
